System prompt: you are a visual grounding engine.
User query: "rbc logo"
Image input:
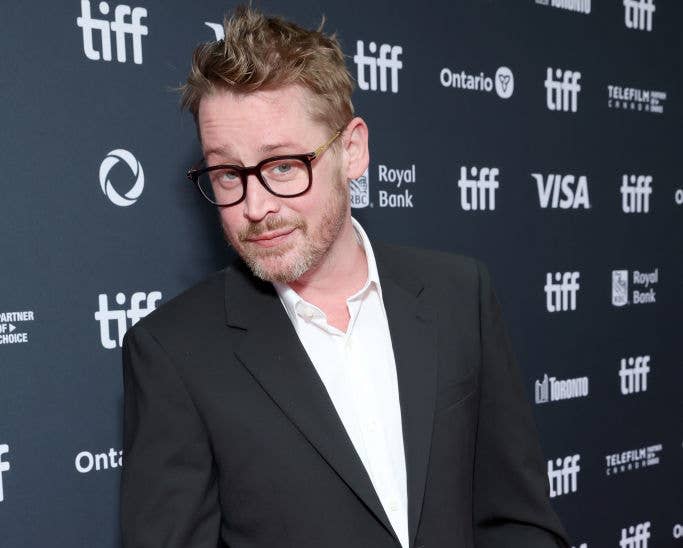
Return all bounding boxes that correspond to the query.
[94,291,161,349]
[76,1,148,64]
[99,149,144,206]
[354,40,403,93]
[612,270,629,306]
[545,68,581,112]
[350,169,370,209]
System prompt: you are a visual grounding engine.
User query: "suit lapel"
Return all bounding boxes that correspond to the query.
[223,263,399,544]
[375,245,438,548]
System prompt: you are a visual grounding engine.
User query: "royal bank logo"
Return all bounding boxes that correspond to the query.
[75,448,123,473]
[532,173,590,209]
[674,524,683,540]
[612,268,658,306]
[534,374,589,404]
[354,40,402,93]
[378,164,415,208]
[94,291,162,349]
[535,0,591,15]
[0,310,35,346]
[547,454,580,497]
[608,85,666,114]
[205,21,224,40]
[545,68,581,112]
[457,167,499,211]
[350,169,370,209]
[612,270,629,306]
[0,444,9,502]
[99,149,144,206]
[440,66,514,99]
[544,272,580,312]
[619,355,651,395]
[605,443,662,476]
[621,175,652,213]
[624,0,655,32]
[620,521,651,548]
[76,1,148,64]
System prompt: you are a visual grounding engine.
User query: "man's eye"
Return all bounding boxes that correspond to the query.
[272,162,293,174]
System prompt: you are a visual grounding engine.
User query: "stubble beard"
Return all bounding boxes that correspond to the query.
[223,175,349,284]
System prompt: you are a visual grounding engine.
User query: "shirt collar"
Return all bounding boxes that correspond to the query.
[273,217,381,325]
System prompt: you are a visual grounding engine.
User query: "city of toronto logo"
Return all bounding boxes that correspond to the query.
[99,149,144,206]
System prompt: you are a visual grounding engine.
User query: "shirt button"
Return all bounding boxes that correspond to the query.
[389,499,399,512]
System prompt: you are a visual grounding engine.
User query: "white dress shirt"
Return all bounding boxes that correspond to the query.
[273,218,409,548]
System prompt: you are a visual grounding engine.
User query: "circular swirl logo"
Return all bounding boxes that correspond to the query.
[99,149,144,207]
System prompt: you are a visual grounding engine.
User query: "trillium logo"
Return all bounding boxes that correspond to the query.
[495,67,514,99]
[99,149,144,206]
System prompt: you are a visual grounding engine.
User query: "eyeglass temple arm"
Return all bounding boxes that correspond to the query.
[310,130,342,159]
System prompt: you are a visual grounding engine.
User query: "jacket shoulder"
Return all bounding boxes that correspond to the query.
[373,241,485,288]
[123,268,227,344]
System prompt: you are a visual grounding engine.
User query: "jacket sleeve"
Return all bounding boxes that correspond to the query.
[120,322,221,547]
[472,261,571,547]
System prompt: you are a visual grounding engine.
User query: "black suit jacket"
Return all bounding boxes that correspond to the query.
[120,242,571,548]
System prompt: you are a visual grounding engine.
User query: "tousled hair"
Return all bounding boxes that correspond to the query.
[180,5,354,134]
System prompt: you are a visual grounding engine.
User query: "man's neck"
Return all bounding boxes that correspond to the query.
[289,216,368,330]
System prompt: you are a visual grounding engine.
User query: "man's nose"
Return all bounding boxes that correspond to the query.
[242,173,279,221]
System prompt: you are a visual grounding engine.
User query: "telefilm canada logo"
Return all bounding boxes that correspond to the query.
[0,310,35,346]
[354,40,402,93]
[547,454,580,497]
[620,521,651,548]
[99,149,145,206]
[76,1,148,64]
[440,66,514,100]
[532,173,591,210]
[94,291,162,349]
[534,0,591,15]
[612,268,658,306]
[605,443,661,476]
[534,373,589,404]
[608,85,666,114]
[350,165,416,208]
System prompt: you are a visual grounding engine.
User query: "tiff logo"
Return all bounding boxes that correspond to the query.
[547,454,580,497]
[544,272,580,312]
[624,0,655,32]
[621,175,652,213]
[0,444,9,502]
[76,1,148,64]
[545,68,581,112]
[532,173,590,209]
[354,40,402,93]
[619,355,651,395]
[620,521,651,548]
[457,167,499,210]
[94,291,161,349]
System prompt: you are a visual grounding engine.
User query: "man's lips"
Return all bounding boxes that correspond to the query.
[244,227,297,247]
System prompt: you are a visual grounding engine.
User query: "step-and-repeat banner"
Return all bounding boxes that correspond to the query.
[1,1,681,546]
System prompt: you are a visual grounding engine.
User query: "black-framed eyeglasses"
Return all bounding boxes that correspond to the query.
[186,129,343,207]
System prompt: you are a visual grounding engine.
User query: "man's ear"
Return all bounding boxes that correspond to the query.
[342,117,369,180]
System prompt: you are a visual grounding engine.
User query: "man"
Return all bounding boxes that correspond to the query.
[121,6,570,548]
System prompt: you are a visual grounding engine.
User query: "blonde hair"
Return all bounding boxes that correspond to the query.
[180,5,354,133]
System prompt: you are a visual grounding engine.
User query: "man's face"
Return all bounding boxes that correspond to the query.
[197,85,349,284]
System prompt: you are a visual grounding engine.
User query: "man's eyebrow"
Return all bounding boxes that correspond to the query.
[204,142,301,161]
